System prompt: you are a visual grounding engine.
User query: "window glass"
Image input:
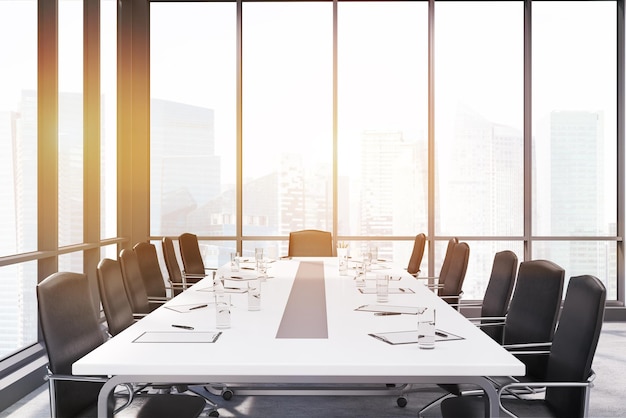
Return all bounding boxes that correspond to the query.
[435,2,524,238]
[532,1,616,238]
[532,2,617,300]
[242,2,333,236]
[533,241,616,300]
[0,262,38,358]
[150,2,236,237]
[58,0,84,256]
[0,0,38,360]
[337,1,428,250]
[0,0,38,256]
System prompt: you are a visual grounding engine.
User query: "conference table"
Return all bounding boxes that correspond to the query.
[73,257,524,417]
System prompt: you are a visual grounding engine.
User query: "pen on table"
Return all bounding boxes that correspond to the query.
[399,288,405,292]
[374,312,401,316]
[189,304,208,310]
[435,331,448,338]
[172,324,194,330]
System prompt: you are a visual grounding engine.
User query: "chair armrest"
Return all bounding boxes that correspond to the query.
[415,276,440,281]
[46,373,109,383]
[148,297,169,303]
[503,342,552,350]
[182,273,207,279]
[438,291,464,301]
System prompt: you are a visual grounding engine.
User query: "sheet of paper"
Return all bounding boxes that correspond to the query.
[195,286,248,293]
[133,331,222,343]
[358,288,415,294]
[368,329,463,345]
[165,303,213,313]
[355,304,425,314]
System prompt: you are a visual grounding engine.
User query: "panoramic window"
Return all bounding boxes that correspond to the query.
[337,1,428,262]
[242,2,333,247]
[532,1,617,298]
[0,0,38,359]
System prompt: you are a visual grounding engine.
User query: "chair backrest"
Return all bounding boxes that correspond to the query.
[179,232,206,276]
[480,250,518,343]
[504,259,565,380]
[437,238,459,287]
[438,241,470,306]
[162,236,184,295]
[97,258,136,336]
[119,248,152,314]
[134,241,167,299]
[407,233,426,276]
[545,275,606,418]
[37,272,105,417]
[288,229,334,257]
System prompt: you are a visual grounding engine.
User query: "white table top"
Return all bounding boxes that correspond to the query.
[74,257,524,381]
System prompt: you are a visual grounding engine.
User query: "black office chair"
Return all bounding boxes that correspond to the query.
[501,259,565,382]
[406,233,426,277]
[412,250,517,414]
[467,250,518,343]
[436,241,470,307]
[37,271,207,418]
[178,233,213,283]
[97,259,221,416]
[134,241,171,305]
[440,275,606,418]
[97,258,139,336]
[119,248,157,314]
[162,236,189,295]
[416,237,458,290]
[287,229,334,257]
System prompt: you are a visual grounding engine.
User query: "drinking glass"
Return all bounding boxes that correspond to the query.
[417,307,436,349]
[215,293,231,329]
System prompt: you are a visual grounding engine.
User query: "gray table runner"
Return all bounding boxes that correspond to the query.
[276,261,328,339]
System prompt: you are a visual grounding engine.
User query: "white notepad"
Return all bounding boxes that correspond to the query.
[133,331,222,343]
[358,288,415,294]
[355,304,426,314]
[369,329,463,345]
[165,303,213,313]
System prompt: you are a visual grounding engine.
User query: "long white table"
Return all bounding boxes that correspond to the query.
[73,257,524,417]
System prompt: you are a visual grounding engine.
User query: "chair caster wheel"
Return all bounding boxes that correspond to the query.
[208,410,219,417]
[397,397,408,408]
[221,389,233,400]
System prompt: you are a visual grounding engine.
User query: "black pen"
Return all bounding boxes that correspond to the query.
[435,331,448,338]
[374,312,401,316]
[189,304,207,310]
[172,324,194,330]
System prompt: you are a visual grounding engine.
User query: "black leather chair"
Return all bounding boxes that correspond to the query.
[287,229,334,257]
[97,258,137,336]
[440,275,606,418]
[413,250,518,414]
[178,233,213,282]
[119,248,156,315]
[436,241,470,307]
[406,233,426,277]
[471,250,518,343]
[133,241,170,301]
[37,271,207,418]
[416,237,458,290]
[162,236,188,295]
[502,259,565,382]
